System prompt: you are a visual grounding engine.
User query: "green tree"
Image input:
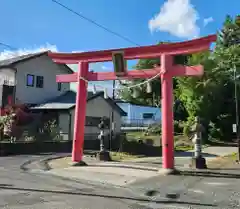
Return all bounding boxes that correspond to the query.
[217,14,240,48]
[118,15,240,142]
[118,54,187,106]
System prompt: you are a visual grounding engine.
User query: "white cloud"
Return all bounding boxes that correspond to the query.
[101,65,114,72]
[0,43,58,61]
[71,50,84,53]
[203,17,214,27]
[102,65,110,70]
[148,0,200,39]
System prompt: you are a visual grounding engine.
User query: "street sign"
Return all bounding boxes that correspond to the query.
[233,124,237,133]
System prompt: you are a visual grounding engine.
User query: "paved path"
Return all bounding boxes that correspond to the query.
[124,146,238,166]
[1,150,240,208]
[0,154,141,209]
[37,147,240,209]
[43,146,237,189]
[129,167,240,209]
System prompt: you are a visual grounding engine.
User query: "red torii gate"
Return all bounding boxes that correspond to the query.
[48,34,216,170]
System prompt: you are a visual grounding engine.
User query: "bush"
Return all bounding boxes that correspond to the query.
[145,123,161,135]
[183,117,195,137]
[208,121,222,140]
[174,120,184,134]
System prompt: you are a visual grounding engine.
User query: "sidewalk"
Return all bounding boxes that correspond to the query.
[125,146,238,166]
[42,146,237,187]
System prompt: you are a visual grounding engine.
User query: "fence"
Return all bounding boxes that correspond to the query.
[121,118,161,131]
[121,118,161,127]
[0,133,162,157]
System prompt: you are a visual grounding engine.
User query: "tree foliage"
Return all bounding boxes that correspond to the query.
[217,15,240,48]
[118,14,240,142]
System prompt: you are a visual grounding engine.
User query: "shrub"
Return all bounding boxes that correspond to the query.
[183,117,195,137]
[174,120,184,134]
[208,121,222,140]
[145,123,161,135]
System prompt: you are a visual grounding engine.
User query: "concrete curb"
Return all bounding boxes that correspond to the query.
[38,154,161,172]
[20,159,37,171]
[19,154,71,172]
[39,154,72,171]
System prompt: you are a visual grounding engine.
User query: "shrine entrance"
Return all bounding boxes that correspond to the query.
[48,34,216,170]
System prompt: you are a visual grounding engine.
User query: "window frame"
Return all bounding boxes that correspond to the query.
[142,113,154,119]
[58,82,62,91]
[36,75,44,88]
[26,74,35,87]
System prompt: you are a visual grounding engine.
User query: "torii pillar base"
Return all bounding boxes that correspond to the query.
[71,161,88,167]
[190,156,207,169]
[97,151,112,161]
[158,168,180,176]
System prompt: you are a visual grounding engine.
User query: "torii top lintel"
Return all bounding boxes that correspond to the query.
[48,35,216,64]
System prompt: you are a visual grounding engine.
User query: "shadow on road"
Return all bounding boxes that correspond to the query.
[208,167,240,171]
[0,185,217,207]
[175,152,218,158]
[178,170,240,179]
[0,184,12,187]
[90,164,158,171]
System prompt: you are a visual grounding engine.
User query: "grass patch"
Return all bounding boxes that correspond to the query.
[126,131,193,151]
[110,152,143,161]
[207,152,238,169]
[175,145,193,152]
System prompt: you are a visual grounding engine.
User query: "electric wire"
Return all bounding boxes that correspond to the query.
[51,0,140,46]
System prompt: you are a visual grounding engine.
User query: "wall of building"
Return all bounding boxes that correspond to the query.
[69,96,122,136]
[117,102,161,125]
[14,55,70,104]
[0,68,16,108]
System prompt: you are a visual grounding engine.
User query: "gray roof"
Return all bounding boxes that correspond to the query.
[31,90,127,116]
[0,51,74,73]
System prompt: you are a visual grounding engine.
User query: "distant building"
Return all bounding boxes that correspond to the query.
[116,100,161,128]
[32,91,126,138]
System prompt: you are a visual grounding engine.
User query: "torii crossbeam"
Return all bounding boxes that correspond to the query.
[48,34,216,171]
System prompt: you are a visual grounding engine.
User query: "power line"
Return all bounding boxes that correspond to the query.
[0,42,17,50]
[51,0,141,47]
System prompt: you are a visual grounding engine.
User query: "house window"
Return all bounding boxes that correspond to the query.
[26,74,34,87]
[142,113,154,119]
[58,82,62,91]
[85,116,102,126]
[85,116,110,127]
[36,76,44,88]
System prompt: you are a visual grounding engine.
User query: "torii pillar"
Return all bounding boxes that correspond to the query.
[161,54,174,169]
[48,34,216,171]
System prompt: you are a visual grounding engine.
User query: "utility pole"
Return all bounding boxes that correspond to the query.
[109,80,116,151]
[234,65,240,162]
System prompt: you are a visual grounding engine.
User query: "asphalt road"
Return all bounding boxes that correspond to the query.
[0,154,146,209]
[1,154,240,209]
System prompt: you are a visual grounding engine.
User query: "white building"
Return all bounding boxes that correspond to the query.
[0,51,71,105]
[0,52,126,138]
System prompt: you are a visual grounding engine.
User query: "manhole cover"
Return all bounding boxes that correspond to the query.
[165,193,180,199]
[145,190,159,196]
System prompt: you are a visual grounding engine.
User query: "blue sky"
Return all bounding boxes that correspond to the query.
[0,0,239,93]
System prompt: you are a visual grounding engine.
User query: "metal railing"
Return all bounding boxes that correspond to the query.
[121,118,161,127]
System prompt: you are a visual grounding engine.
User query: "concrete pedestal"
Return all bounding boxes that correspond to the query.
[71,161,87,167]
[190,156,207,169]
[97,151,112,161]
[158,168,180,175]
